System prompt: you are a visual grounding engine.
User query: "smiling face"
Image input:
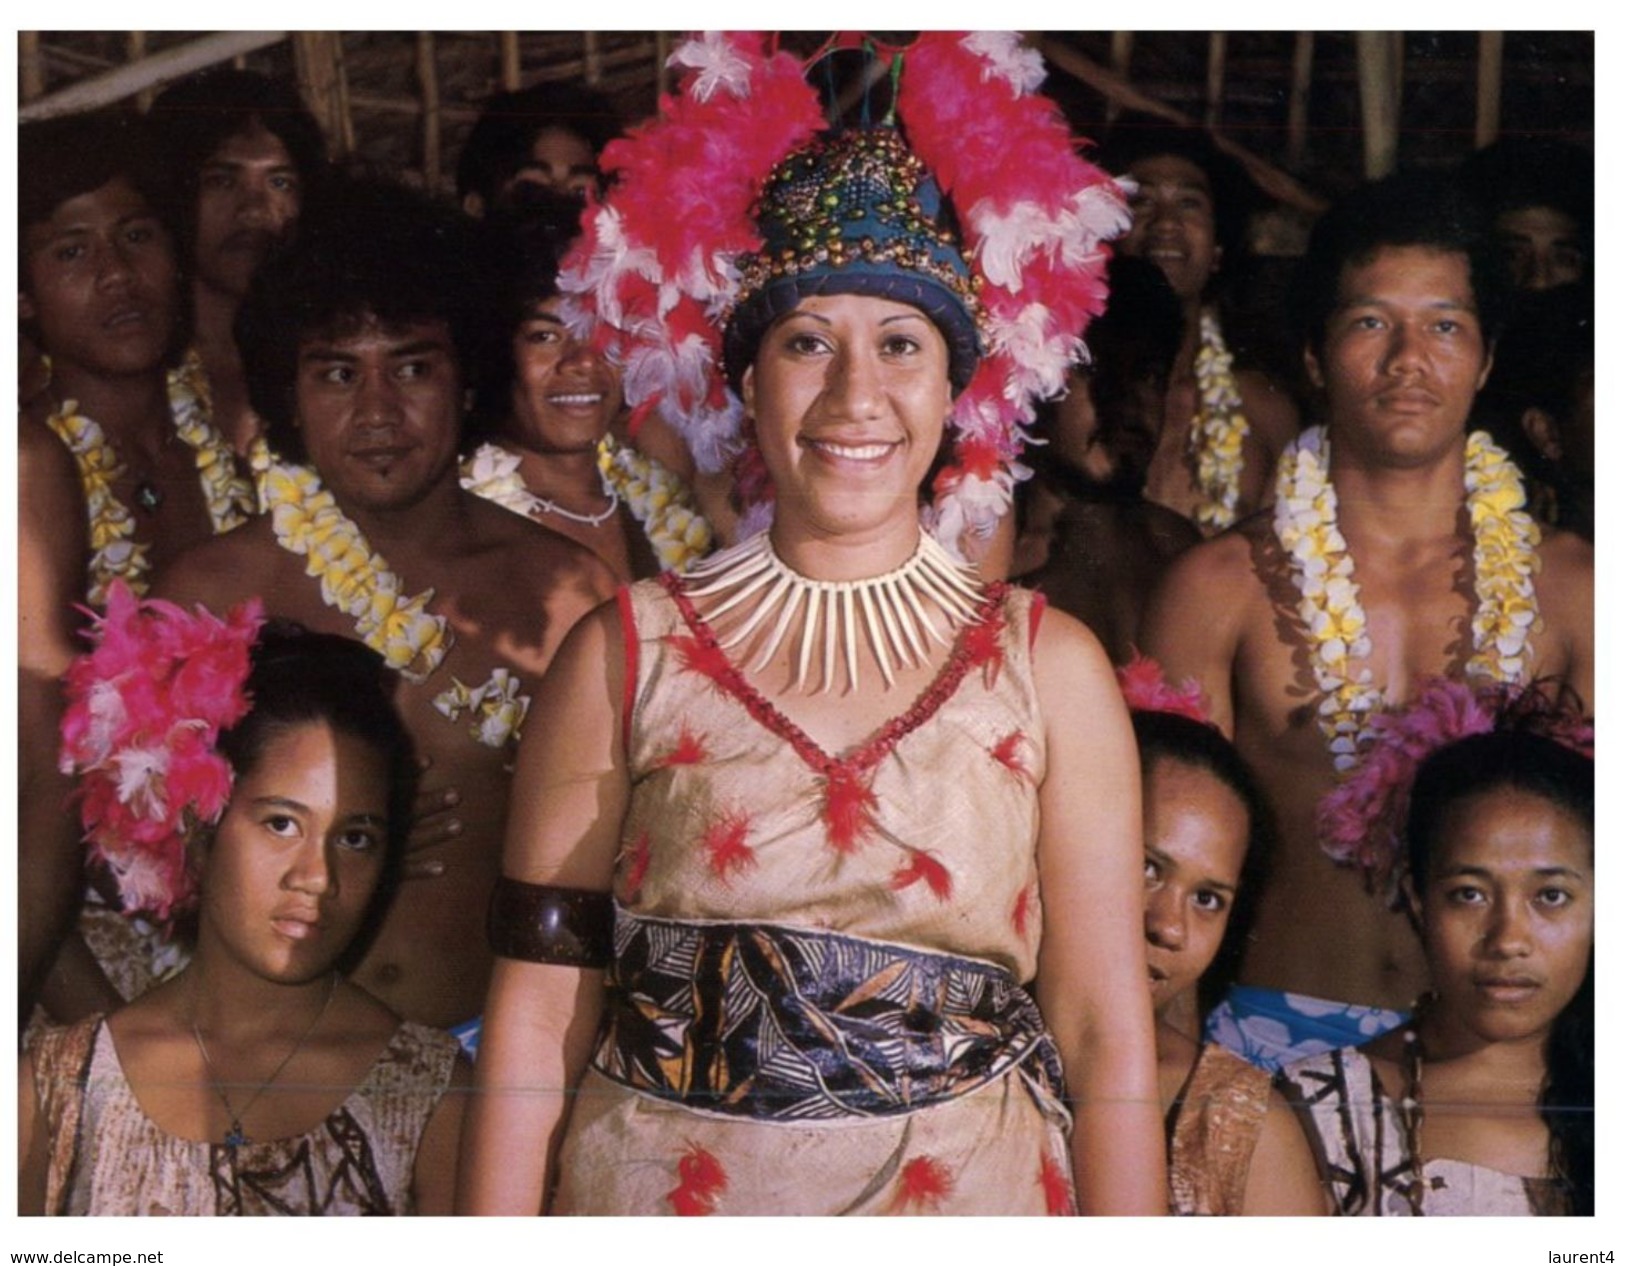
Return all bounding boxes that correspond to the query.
[197,722,391,985]
[1413,785,1593,1050]
[742,293,952,555]
[1306,245,1494,468]
[294,313,463,513]
[193,122,302,300]
[509,294,622,453]
[1121,154,1221,305]
[1142,758,1250,1015]
[20,176,178,380]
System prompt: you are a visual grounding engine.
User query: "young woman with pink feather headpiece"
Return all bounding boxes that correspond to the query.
[458,32,1165,1215]
[21,587,469,1215]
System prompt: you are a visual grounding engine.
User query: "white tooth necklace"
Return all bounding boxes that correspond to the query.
[679,529,985,693]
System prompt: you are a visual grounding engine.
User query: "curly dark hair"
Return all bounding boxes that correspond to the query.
[235,173,501,461]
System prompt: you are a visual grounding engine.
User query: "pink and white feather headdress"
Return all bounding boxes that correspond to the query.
[558,31,1130,558]
[59,581,263,922]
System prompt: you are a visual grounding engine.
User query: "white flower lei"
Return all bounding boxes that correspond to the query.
[432,668,530,748]
[46,354,255,605]
[1273,425,1542,772]
[262,460,451,683]
[460,438,713,574]
[1189,312,1251,533]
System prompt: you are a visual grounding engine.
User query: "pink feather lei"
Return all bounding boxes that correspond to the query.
[558,32,1129,556]
[58,581,263,922]
[1115,651,1212,725]
[1317,677,1593,894]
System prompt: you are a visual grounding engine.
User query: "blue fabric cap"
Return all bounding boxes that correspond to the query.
[724,129,983,395]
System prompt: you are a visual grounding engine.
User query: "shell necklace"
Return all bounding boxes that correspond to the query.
[1273,426,1542,773]
[679,529,985,694]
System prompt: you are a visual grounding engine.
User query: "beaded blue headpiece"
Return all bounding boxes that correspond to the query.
[723,128,984,394]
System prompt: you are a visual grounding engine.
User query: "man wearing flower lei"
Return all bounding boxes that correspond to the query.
[152,177,617,1039]
[20,112,260,1022]
[1101,121,1300,535]
[1140,173,1592,1072]
[20,111,256,612]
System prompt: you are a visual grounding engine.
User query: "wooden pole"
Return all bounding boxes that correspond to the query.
[584,31,601,85]
[19,31,286,121]
[417,32,442,190]
[292,32,351,159]
[1106,31,1133,124]
[501,32,521,91]
[1355,31,1402,179]
[1476,31,1504,148]
[126,32,155,112]
[20,30,45,102]
[1287,32,1313,168]
[1031,34,1328,216]
[1205,32,1227,129]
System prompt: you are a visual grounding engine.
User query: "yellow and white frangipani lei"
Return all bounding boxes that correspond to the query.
[262,460,451,682]
[432,668,530,748]
[1274,425,1542,773]
[597,435,713,572]
[1189,312,1250,533]
[460,437,713,573]
[46,355,254,605]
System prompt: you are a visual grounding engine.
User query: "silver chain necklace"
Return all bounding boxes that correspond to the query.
[531,486,621,527]
[190,972,338,1150]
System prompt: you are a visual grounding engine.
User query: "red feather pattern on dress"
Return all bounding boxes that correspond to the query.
[889,1155,954,1213]
[890,849,953,901]
[989,730,1033,782]
[655,725,710,768]
[960,616,1007,688]
[701,810,755,881]
[821,765,878,854]
[621,830,652,903]
[666,1144,728,1216]
[666,633,734,688]
[1011,883,1034,938]
[1039,1153,1075,1215]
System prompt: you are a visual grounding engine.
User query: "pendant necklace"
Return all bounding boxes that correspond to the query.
[190,972,338,1150]
[532,486,621,527]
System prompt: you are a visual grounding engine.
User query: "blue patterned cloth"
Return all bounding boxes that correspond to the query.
[1205,985,1406,1072]
[448,1015,481,1060]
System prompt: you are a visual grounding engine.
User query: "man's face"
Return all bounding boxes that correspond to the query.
[502,125,598,204]
[194,122,303,300]
[1306,245,1493,468]
[1121,154,1221,304]
[20,176,178,380]
[1496,205,1585,292]
[294,314,463,514]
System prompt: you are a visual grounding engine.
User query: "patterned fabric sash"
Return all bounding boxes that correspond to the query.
[592,908,1068,1123]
